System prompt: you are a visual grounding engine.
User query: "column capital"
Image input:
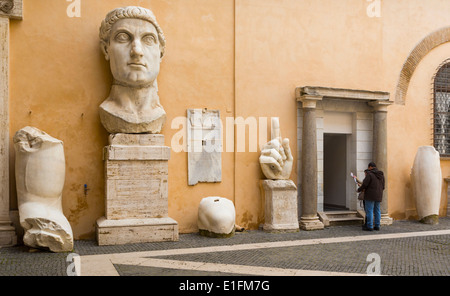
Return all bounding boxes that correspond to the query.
[298,95,323,109]
[0,0,22,20]
[368,100,393,112]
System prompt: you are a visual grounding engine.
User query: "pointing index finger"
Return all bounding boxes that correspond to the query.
[271,117,281,141]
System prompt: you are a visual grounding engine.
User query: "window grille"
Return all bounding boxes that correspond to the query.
[432,60,450,156]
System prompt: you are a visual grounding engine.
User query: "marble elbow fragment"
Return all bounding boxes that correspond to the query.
[14,126,73,252]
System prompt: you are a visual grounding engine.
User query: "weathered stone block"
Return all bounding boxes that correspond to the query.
[96,217,178,245]
[261,180,299,232]
[96,134,178,245]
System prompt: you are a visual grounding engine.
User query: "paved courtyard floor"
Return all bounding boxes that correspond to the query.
[0,218,449,279]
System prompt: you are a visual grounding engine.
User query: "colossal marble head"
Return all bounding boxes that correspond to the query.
[99,6,167,134]
[100,6,165,88]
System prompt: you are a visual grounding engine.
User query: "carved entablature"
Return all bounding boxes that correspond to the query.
[0,0,22,19]
[0,0,14,13]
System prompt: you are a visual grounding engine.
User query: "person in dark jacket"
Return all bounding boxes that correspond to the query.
[357,162,385,231]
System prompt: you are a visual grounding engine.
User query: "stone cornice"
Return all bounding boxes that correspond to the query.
[296,86,390,102]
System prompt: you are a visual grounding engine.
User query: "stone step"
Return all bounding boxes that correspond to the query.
[318,211,365,227]
[328,216,364,226]
[324,210,359,218]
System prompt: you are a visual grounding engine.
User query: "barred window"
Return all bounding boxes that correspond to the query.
[433,60,450,156]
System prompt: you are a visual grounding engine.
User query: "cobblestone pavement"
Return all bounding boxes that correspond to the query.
[0,218,449,277]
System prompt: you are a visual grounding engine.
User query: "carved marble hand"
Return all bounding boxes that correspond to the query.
[259,118,293,180]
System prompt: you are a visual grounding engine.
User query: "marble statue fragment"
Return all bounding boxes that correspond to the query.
[259,118,293,180]
[411,146,442,224]
[14,126,73,252]
[99,6,166,134]
[198,196,235,238]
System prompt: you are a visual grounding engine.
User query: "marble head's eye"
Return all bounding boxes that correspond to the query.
[142,34,157,45]
[115,32,131,42]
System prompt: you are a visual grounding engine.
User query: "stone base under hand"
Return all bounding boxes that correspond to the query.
[261,179,300,233]
[96,217,179,246]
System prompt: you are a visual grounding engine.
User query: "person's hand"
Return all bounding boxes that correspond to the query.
[259,118,293,180]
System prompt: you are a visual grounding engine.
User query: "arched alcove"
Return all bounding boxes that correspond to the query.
[395,27,450,105]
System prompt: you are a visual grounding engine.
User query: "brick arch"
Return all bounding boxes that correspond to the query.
[395,27,450,105]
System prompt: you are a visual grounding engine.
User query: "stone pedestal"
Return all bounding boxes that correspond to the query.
[261,180,299,232]
[96,134,178,245]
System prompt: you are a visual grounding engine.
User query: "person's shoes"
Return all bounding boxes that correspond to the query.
[374,226,380,231]
[362,225,373,231]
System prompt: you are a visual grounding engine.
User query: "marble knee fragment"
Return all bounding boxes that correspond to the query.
[14,126,73,252]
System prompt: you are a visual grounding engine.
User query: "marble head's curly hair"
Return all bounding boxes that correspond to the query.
[99,6,166,58]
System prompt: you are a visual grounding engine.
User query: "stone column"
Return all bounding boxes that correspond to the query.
[0,0,23,247]
[299,96,324,230]
[0,16,14,246]
[369,100,393,225]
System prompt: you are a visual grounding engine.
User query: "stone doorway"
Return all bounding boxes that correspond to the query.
[296,86,393,230]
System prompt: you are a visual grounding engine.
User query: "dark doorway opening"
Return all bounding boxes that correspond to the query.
[324,133,349,211]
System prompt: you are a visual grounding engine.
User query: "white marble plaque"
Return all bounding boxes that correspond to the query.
[187,109,222,185]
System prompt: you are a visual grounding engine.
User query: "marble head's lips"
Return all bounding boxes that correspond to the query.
[128,62,147,68]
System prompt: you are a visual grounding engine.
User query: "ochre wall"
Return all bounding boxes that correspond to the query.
[234,0,450,224]
[9,0,235,239]
[234,0,384,228]
[388,42,450,219]
[380,0,450,219]
[8,0,450,239]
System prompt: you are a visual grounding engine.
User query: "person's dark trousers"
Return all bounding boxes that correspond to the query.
[364,200,381,230]
[362,200,366,227]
